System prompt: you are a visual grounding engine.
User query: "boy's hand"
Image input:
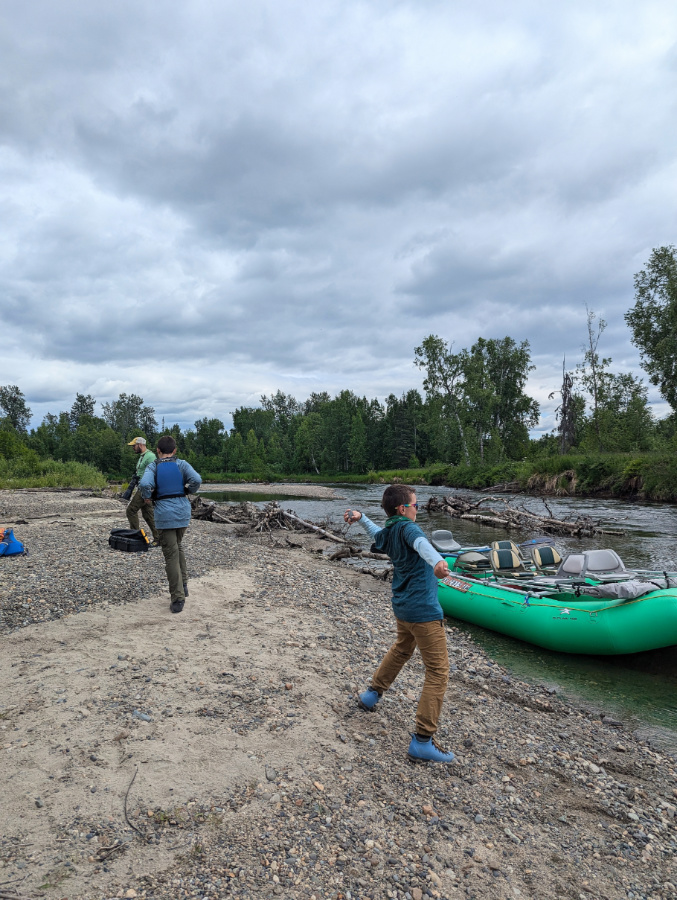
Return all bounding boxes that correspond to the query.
[434,559,450,579]
[344,509,362,524]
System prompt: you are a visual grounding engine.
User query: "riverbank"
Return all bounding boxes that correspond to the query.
[199,451,677,503]
[1,490,677,900]
[201,483,343,499]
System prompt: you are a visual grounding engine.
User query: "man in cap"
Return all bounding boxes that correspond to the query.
[126,437,159,542]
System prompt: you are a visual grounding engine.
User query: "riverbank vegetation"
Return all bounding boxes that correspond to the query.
[2,245,677,498]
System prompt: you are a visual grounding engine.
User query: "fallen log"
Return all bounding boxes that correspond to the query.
[426,493,624,538]
[279,509,348,544]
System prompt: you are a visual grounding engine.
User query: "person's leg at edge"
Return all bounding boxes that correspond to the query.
[410,619,449,738]
[407,620,454,762]
[158,529,184,607]
[359,619,416,709]
[141,500,159,543]
[176,527,188,594]
[126,488,143,531]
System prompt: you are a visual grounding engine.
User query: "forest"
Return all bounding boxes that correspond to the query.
[1,245,677,495]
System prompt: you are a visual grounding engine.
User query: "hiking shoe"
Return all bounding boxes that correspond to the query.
[407,734,455,763]
[170,599,185,614]
[183,582,189,597]
[358,688,381,711]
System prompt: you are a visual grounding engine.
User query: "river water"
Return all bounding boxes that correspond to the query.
[201,483,677,750]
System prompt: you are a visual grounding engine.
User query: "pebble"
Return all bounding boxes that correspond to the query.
[1,489,677,900]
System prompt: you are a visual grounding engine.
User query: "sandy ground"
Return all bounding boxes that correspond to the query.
[2,490,677,900]
[1,564,345,898]
[199,483,343,499]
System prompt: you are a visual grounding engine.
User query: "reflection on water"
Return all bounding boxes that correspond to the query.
[205,482,677,748]
[451,621,677,749]
[202,490,310,504]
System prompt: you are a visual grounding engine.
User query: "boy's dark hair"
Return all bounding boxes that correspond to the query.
[381,484,414,517]
[157,435,177,455]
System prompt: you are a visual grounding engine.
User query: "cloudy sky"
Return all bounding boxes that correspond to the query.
[2,0,676,433]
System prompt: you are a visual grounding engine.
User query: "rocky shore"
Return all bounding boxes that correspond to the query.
[1,490,677,900]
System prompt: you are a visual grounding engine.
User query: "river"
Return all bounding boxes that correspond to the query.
[201,483,677,750]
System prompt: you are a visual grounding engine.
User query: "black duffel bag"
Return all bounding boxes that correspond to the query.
[108,528,151,553]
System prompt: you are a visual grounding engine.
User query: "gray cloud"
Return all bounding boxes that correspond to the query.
[1,0,676,432]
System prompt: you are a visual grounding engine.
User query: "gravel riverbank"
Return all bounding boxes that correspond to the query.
[1,490,677,900]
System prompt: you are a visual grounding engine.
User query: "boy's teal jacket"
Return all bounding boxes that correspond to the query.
[139,458,201,529]
[372,520,444,623]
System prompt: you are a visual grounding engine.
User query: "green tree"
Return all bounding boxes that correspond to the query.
[0,385,32,433]
[193,418,225,457]
[348,413,368,473]
[69,393,96,431]
[478,337,539,458]
[625,245,677,411]
[414,337,470,464]
[549,360,585,454]
[382,392,423,468]
[576,306,611,452]
[101,393,158,441]
[294,412,324,474]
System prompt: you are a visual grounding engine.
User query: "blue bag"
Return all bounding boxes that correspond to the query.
[0,527,25,557]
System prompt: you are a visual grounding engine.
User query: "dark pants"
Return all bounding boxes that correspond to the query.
[126,489,159,542]
[371,618,449,737]
[157,527,188,604]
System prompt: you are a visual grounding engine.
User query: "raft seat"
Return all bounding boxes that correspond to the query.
[489,548,531,577]
[531,545,562,572]
[491,540,524,560]
[556,549,630,581]
[454,551,492,573]
[431,529,462,553]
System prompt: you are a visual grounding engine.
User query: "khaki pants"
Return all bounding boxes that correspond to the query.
[126,489,158,542]
[371,618,449,738]
[158,527,188,604]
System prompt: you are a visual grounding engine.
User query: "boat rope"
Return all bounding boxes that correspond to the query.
[442,581,677,617]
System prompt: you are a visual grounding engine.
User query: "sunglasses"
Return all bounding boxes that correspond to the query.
[402,503,419,509]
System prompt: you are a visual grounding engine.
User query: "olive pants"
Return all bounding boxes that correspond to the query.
[126,489,159,542]
[158,527,188,605]
[371,618,449,738]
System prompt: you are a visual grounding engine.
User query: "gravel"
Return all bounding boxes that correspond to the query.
[0,490,236,631]
[2,489,677,900]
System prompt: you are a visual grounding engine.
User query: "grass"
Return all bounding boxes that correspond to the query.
[201,453,677,502]
[0,458,107,490]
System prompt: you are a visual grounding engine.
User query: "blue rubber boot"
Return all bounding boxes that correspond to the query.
[357,688,381,711]
[407,734,456,763]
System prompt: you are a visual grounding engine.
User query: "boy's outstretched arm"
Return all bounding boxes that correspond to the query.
[344,509,380,539]
[412,534,450,579]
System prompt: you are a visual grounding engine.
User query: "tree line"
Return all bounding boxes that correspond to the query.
[1,245,677,479]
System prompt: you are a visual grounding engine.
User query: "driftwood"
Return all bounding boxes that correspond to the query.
[190,496,238,523]
[426,493,624,538]
[480,481,522,493]
[188,498,393,581]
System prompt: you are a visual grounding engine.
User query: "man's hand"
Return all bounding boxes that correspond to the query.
[434,559,450,579]
[143,498,152,505]
[344,509,362,524]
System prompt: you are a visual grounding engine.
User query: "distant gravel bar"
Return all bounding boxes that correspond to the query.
[201,482,343,499]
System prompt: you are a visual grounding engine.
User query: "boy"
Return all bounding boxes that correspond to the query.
[139,435,202,614]
[344,484,455,763]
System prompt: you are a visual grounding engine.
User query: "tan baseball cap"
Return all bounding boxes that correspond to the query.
[127,437,147,446]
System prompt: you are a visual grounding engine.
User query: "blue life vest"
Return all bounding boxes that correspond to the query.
[153,459,186,500]
[0,527,25,556]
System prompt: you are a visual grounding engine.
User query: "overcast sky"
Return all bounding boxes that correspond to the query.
[2,0,676,434]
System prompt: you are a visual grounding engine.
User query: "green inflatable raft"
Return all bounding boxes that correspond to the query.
[438,575,677,655]
[436,544,677,655]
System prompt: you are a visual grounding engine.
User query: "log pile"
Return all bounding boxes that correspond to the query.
[425,494,624,538]
[190,497,394,579]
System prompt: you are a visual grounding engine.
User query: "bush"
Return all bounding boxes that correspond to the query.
[0,458,107,489]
